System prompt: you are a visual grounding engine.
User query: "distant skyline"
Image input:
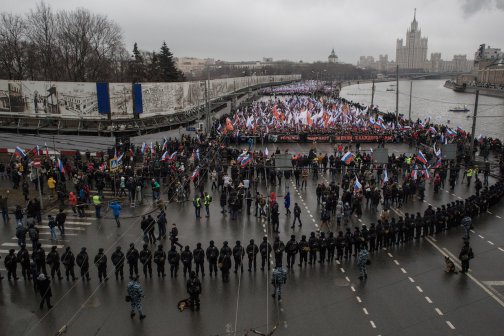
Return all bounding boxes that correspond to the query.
[3,0,504,63]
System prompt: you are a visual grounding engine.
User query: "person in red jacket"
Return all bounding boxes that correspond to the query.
[68,192,77,214]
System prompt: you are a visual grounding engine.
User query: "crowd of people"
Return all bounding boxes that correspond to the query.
[1,82,504,315]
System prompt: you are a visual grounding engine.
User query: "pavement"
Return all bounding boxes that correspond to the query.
[1,143,504,336]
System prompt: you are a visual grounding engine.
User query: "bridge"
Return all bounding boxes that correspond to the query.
[398,72,465,80]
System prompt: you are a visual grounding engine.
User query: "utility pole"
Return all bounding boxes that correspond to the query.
[205,67,210,134]
[408,81,413,122]
[395,65,399,123]
[469,90,479,161]
[371,79,375,107]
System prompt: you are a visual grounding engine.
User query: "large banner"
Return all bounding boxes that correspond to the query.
[267,134,394,143]
[0,75,300,119]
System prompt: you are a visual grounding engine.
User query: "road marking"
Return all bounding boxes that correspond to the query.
[307,210,311,214]
[445,190,449,193]
[482,281,504,286]
[470,230,475,233]
[345,276,350,282]
[309,215,313,218]
[2,242,64,249]
[408,277,415,283]
[446,321,456,330]
[497,215,502,219]
[487,211,493,215]
[362,308,369,315]
[498,248,504,252]
[400,268,407,274]
[350,286,355,292]
[387,253,393,258]
[336,260,341,265]
[435,308,444,316]
[457,197,463,200]
[478,235,484,239]
[340,268,345,273]
[488,241,495,245]
[393,260,400,265]
[425,237,504,309]
[451,194,457,197]
[356,296,362,303]
[370,321,376,328]
[416,286,423,293]
[425,296,432,303]
[423,200,427,203]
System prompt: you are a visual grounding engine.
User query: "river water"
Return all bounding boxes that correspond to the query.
[340,80,504,139]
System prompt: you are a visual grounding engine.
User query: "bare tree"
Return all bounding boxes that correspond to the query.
[0,13,28,79]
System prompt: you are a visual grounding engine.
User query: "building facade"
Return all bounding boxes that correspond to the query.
[328,49,338,63]
[396,10,428,70]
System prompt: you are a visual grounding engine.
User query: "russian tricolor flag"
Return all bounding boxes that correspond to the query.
[354,176,362,192]
[416,150,427,164]
[241,154,252,168]
[57,158,65,173]
[168,151,177,161]
[161,151,168,161]
[422,164,430,179]
[191,167,200,181]
[341,151,354,164]
[15,146,26,158]
[141,143,146,154]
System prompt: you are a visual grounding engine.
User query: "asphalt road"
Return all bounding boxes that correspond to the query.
[1,143,504,336]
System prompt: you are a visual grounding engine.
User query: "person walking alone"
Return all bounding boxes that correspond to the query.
[127,276,146,320]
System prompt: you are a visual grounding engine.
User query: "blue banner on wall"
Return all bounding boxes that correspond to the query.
[96,82,111,114]
[132,83,143,114]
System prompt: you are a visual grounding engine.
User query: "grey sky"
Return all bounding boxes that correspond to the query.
[3,0,504,63]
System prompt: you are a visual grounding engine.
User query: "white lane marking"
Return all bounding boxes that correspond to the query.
[488,241,495,245]
[416,286,423,293]
[457,197,463,200]
[345,276,350,282]
[400,268,407,274]
[362,308,369,315]
[307,210,311,214]
[446,321,456,330]
[387,253,393,258]
[482,281,504,286]
[2,242,64,249]
[309,215,313,218]
[350,286,355,292]
[336,260,341,265]
[408,277,415,283]
[425,237,504,309]
[435,308,444,316]
[423,200,427,203]
[358,219,362,222]
[356,296,362,303]
[393,260,400,265]
[445,190,449,193]
[487,211,493,215]
[451,194,457,197]
[498,248,504,252]
[425,296,432,303]
[478,235,485,239]
[497,215,502,219]
[370,321,376,328]
[470,230,475,233]
[341,268,345,273]
[312,218,316,222]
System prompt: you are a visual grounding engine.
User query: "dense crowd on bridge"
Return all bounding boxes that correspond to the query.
[1,82,504,314]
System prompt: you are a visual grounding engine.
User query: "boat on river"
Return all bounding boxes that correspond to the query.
[449,105,470,112]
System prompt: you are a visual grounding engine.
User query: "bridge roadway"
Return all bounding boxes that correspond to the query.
[1,143,504,336]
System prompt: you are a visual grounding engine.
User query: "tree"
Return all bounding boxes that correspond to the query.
[0,13,28,79]
[158,41,183,82]
[147,51,160,82]
[129,42,147,82]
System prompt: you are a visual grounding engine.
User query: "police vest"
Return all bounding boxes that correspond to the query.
[92,195,101,205]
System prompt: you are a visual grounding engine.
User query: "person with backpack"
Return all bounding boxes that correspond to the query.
[140,244,153,278]
[14,205,24,226]
[16,223,27,247]
[94,248,108,282]
[203,192,212,217]
[291,203,302,228]
[285,235,299,268]
[17,244,31,280]
[47,215,57,241]
[46,246,63,280]
[76,247,91,281]
[55,209,67,236]
[205,240,219,277]
[61,246,78,281]
[186,271,202,311]
[111,246,125,280]
[126,243,140,279]
[36,273,53,310]
[153,245,166,278]
[108,201,122,227]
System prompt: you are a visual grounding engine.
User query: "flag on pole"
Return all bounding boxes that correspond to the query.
[241,154,252,168]
[383,169,389,184]
[341,151,354,164]
[191,167,200,181]
[57,158,65,173]
[168,151,178,161]
[354,176,362,192]
[141,143,146,155]
[416,150,427,164]
[44,143,49,156]
[161,151,168,161]
[15,146,26,158]
[264,147,269,157]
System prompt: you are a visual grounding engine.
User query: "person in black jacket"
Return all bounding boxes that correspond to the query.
[61,246,78,281]
[46,246,63,280]
[4,249,19,280]
[168,245,180,278]
[259,237,272,271]
[32,243,47,275]
[218,253,231,282]
[76,247,91,281]
[308,232,319,265]
[94,248,108,282]
[111,246,125,280]
[186,271,202,311]
[291,203,302,228]
[193,243,205,277]
[273,237,285,266]
[285,235,298,268]
[298,235,309,267]
[232,241,244,273]
[140,244,152,278]
[126,243,140,279]
[36,273,52,310]
[17,244,31,280]
[153,245,166,277]
[246,239,259,272]
[206,241,219,276]
[459,241,474,273]
[181,245,193,277]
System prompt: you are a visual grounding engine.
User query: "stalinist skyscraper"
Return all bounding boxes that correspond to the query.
[396,9,428,70]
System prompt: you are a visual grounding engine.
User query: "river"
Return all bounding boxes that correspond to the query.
[340,80,504,139]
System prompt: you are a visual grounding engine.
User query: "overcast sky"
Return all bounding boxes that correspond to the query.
[4,0,504,63]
